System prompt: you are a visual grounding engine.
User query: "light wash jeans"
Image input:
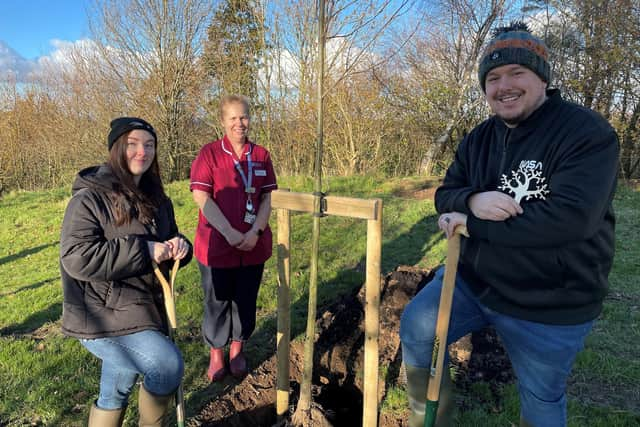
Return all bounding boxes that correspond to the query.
[81,329,183,409]
[400,267,593,427]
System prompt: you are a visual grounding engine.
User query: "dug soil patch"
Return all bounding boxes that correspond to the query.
[194,266,514,426]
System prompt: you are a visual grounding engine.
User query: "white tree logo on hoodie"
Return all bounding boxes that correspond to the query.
[499,160,550,203]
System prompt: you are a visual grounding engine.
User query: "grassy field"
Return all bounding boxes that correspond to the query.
[0,176,638,426]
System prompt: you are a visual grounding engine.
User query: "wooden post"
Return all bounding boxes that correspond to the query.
[363,199,383,427]
[276,192,292,420]
[271,190,382,425]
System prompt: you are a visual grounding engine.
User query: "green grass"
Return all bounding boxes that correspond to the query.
[379,385,408,416]
[0,177,638,426]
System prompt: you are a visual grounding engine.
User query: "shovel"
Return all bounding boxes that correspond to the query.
[424,225,469,427]
[153,259,185,427]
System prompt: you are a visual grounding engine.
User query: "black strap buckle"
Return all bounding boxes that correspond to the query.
[313,191,327,217]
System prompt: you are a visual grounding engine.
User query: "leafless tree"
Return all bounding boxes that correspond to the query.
[88,0,214,180]
[402,0,509,174]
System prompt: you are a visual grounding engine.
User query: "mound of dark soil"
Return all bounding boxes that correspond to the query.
[193,266,514,426]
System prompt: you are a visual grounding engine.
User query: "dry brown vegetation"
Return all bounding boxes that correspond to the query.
[1,0,638,196]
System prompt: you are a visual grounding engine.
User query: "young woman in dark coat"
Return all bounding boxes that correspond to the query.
[60,117,192,427]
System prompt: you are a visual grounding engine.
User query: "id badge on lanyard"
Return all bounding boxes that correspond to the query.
[244,198,257,224]
[234,153,257,224]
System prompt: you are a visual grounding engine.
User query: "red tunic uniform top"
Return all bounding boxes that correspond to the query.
[190,136,278,267]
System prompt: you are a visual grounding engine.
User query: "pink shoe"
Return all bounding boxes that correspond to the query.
[207,347,227,382]
[229,340,248,378]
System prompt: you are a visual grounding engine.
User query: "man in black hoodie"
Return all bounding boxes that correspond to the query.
[400,22,619,427]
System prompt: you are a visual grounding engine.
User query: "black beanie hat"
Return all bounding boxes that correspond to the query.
[478,21,551,92]
[107,117,157,151]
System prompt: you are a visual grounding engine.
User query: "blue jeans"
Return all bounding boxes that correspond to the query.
[400,267,593,427]
[81,330,184,410]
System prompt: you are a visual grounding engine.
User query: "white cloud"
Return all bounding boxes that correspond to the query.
[0,38,99,83]
[0,41,34,82]
[35,38,98,75]
[259,39,381,96]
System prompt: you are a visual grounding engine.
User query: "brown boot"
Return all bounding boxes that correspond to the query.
[229,340,248,378]
[207,347,227,382]
[88,402,125,427]
[138,385,173,427]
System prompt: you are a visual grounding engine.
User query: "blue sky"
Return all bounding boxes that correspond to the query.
[0,0,90,60]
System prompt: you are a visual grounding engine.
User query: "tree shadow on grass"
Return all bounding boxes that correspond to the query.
[0,302,62,337]
[0,277,60,297]
[14,207,441,425]
[0,242,59,267]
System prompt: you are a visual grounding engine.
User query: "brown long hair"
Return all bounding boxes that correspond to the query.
[107,131,167,226]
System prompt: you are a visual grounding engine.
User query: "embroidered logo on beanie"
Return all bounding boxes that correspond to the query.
[478,21,551,92]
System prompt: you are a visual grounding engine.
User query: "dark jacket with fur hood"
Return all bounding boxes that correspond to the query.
[60,165,192,338]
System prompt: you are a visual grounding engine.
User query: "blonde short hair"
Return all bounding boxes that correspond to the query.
[219,94,250,120]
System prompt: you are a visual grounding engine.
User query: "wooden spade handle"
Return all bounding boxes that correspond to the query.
[425,225,469,426]
[152,259,180,331]
[151,259,185,426]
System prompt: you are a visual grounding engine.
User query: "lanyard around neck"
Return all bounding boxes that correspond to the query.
[233,152,254,194]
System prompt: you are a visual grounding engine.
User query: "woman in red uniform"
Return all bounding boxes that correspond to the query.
[190,95,277,381]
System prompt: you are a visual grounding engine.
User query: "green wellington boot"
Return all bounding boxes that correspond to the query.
[520,417,535,427]
[138,385,174,427]
[405,364,455,427]
[88,402,126,427]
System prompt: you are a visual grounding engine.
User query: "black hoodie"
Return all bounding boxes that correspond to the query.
[59,164,192,338]
[435,89,618,325]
